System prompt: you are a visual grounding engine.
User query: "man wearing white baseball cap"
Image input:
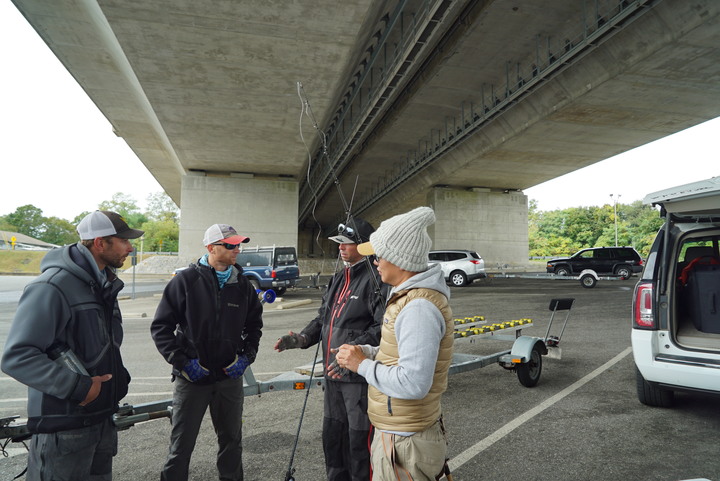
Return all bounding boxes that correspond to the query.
[152,223,261,481]
[2,210,143,480]
[331,206,454,481]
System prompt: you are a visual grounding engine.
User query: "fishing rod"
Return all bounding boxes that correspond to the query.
[280,82,385,481]
[283,339,322,481]
[296,82,382,295]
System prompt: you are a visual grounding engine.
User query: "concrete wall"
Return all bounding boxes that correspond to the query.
[428,187,528,268]
[178,174,298,258]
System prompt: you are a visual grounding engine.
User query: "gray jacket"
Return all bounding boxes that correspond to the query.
[1,243,130,433]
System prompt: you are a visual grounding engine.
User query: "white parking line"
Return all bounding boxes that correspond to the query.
[449,346,632,472]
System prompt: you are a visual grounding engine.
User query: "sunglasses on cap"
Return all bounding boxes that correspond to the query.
[337,223,355,238]
[212,242,241,250]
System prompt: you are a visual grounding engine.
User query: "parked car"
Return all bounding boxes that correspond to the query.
[632,176,720,407]
[236,245,300,295]
[545,246,643,279]
[174,245,300,296]
[428,249,486,287]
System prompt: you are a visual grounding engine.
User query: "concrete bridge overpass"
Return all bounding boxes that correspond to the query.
[12,0,720,264]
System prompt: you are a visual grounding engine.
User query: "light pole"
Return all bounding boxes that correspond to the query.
[610,194,621,246]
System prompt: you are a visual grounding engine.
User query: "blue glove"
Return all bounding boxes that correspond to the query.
[224,354,251,379]
[181,359,209,382]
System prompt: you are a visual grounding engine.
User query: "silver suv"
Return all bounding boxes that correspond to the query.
[632,176,720,407]
[428,249,486,287]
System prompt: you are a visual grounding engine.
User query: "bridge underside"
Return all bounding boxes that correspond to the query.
[12,0,720,262]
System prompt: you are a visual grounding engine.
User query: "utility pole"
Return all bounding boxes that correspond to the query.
[610,194,621,246]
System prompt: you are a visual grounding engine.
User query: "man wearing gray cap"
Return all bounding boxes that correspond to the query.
[1,210,144,480]
[151,223,263,481]
[274,217,386,481]
[332,206,453,481]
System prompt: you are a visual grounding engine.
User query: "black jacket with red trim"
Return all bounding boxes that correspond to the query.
[300,259,386,382]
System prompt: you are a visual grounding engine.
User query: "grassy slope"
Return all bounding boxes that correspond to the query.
[0,250,152,274]
[0,250,46,274]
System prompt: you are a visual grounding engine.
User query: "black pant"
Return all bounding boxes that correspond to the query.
[161,377,244,481]
[323,381,371,481]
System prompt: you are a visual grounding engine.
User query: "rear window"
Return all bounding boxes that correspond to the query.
[615,248,638,259]
[274,248,297,266]
[237,252,272,267]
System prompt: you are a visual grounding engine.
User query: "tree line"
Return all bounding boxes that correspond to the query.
[2,193,664,259]
[528,199,664,258]
[0,192,180,252]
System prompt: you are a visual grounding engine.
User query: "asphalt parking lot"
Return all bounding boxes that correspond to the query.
[1,276,719,481]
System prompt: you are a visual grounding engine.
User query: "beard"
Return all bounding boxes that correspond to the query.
[99,239,126,269]
[101,251,126,269]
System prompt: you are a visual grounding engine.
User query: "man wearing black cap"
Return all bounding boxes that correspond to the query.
[1,210,143,480]
[151,223,263,481]
[274,217,386,481]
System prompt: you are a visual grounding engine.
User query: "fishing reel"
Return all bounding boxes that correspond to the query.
[256,288,276,304]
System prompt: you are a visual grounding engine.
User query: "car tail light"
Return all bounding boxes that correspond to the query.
[271,270,277,279]
[633,282,655,329]
[470,260,481,264]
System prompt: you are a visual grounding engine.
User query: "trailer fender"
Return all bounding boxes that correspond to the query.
[578,269,599,280]
[499,336,547,365]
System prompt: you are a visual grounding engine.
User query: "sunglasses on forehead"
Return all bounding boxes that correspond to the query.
[212,242,240,250]
[337,223,355,237]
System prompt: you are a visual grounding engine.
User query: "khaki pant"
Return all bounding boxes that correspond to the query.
[371,420,447,481]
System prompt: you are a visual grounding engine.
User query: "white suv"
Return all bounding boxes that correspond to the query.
[632,176,720,407]
[428,249,486,287]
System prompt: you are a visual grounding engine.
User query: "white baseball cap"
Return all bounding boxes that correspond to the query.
[203,224,250,246]
[77,211,144,240]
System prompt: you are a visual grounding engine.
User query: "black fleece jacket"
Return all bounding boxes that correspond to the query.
[151,261,263,384]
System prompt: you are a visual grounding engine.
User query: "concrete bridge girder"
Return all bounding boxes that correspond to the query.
[9,0,720,266]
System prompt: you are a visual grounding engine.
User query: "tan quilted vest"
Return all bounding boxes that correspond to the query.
[368,288,453,432]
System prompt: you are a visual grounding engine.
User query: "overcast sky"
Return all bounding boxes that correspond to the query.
[2,2,718,222]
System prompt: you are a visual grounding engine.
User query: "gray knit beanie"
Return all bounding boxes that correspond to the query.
[359,206,435,272]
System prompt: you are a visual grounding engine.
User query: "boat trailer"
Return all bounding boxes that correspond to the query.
[1,298,574,446]
[498,268,628,288]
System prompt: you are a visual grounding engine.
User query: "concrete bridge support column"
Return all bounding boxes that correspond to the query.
[428,187,529,269]
[178,173,298,259]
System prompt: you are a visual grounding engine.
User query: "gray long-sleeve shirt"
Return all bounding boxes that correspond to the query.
[356,264,450,400]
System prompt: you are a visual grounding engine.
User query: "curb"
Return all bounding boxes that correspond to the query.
[273,299,313,310]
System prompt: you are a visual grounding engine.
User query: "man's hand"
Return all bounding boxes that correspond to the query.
[180,359,210,382]
[332,345,367,374]
[224,355,250,379]
[327,358,349,379]
[274,331,307,351]
[80,374,112,406]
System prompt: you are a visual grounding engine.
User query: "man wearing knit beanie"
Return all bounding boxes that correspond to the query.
[332,206,454,481]
[274,217,387,481]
